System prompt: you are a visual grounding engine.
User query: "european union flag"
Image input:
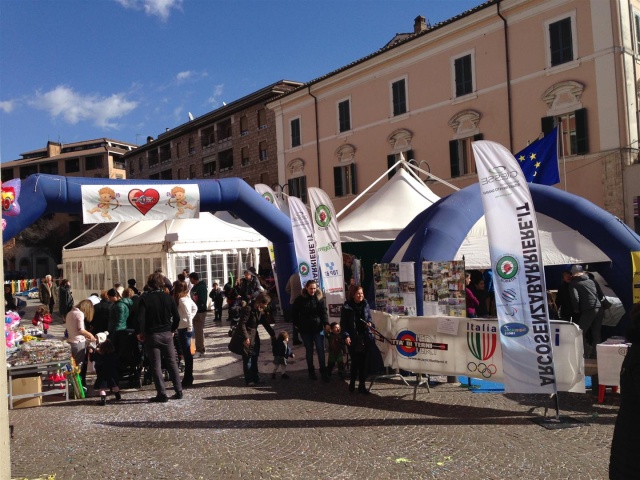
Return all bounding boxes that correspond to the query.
[514,126,560,185]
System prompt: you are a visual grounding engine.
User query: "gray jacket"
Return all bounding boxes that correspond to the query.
[569,274,601,313]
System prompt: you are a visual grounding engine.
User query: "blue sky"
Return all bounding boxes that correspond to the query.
[0,0,483,162]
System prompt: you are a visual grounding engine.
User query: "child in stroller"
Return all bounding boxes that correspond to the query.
[227,293,246,337]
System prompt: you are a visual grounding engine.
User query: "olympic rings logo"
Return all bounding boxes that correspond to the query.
[467,361,497,378]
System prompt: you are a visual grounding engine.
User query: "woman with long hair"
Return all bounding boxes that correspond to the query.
[65,299,96,387]
[173,280,198,388]
[340,286,375,393]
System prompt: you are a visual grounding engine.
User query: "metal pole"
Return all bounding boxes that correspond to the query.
[0,174,12,479]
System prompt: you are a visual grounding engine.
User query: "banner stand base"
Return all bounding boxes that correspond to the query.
[530,415,584,430]
[368,370,415,395]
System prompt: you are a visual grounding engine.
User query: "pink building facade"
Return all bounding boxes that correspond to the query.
[268,0,640,233]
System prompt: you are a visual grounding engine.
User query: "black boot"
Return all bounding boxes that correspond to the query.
[327,362,335,377]
[358,384,370,394]
[349,380,356,393]
[308,368,317,380]
[321,367,330,383]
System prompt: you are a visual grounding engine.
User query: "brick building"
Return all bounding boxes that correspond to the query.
[1,138,136,279]
[123,80,302,191]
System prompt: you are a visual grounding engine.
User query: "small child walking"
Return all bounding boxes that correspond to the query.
[271,331,294,379]
[32,305,53,335]
[92,335,121,406]
[326,322,347,379]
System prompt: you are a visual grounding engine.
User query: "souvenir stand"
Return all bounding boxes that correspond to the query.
[5,311,72,409]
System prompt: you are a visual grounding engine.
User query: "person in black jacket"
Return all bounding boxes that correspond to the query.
[340,286,375,394]
[609,302,640,479]
[209,282,224,323]
[136,272,183,403]
[228,292,275,385]
[238,270,261,303]
[58,279,74,318]
[292,280,330,381]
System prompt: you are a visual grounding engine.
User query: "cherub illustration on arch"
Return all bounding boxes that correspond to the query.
[167,185,195,218]
[86,186,120,221]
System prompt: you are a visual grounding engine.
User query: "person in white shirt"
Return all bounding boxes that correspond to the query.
[173,280,198,388]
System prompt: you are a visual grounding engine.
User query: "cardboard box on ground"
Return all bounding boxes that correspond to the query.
[11,376,42,409]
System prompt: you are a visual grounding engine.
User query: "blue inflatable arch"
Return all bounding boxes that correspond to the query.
[381,183,640,319]
[3,174,297,307]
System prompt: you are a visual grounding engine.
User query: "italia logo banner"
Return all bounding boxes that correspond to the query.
[288,196,319,289]
[308,187,345,317]
[472,140,558,394]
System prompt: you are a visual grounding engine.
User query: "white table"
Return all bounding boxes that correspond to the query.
[596,342,629,403]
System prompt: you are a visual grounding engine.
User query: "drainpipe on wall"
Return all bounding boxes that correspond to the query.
[307,85,322,189]
[497,0,514,151]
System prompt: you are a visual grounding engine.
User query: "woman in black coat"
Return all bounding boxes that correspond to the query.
[340,286,375,394]
[292,280,330,381]
[609,301,640,479]
[228,292,275,386]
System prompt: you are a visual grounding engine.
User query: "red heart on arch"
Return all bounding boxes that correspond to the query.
[128,188,160,215]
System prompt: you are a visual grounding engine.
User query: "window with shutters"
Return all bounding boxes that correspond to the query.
[452,52,474,97]
[387,150,413,179]
[288,176,307,203]
[257,108,267,129]
[545,13,576,68]
[541,109,588,156]
[290,118,301,148]
[391,78,407,116]
[334,164,356,197]
[338,99,351,133]
[449,135,482,178]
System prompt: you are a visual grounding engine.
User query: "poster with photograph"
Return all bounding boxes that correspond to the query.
[422,261,466,317]
[373,262,415,315]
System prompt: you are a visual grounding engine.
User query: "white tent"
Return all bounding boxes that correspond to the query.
[453,215,610,269]
[63,212,268,301]
[336,165,609,270]
[339,168,440,242]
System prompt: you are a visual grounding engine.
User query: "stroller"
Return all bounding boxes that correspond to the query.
[111,329,144,388]
[141,333,184,385]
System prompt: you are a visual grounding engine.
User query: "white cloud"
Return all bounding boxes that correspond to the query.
[115,0,183,21]
[176,71,192,83]
[206,84,225,107]
[0,100,16,113]
[29,85,138,128]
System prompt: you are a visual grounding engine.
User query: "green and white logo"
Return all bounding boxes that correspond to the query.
[314,204,331,228]
[299,262,310,276]
[495,255,518,280]
[262,192,275,204]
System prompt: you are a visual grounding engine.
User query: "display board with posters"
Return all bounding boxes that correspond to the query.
[422,261,466,317]
[373,262,416,315]
[371,311,585,393]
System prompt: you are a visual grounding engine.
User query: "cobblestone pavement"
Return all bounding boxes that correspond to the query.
[8,300,618,479]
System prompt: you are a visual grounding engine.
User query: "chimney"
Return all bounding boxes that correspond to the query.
[414,15,427,33]
[147,136,154,144]
[46,141,61,158]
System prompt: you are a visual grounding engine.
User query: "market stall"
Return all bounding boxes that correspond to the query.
[5,311,73,409]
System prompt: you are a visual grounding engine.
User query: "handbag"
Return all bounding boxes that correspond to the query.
[600,297,612,310]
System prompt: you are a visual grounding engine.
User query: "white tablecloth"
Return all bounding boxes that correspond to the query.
[596,342,629,386]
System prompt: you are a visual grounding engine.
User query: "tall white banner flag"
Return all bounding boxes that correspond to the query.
[308,187,345,318]
[472,140,558,394]
[288,196,319,288]
[255,184,281,308]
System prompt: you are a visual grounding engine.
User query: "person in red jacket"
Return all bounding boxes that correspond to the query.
[32,305,53,335]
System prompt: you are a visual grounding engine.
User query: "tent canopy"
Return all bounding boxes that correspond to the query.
[453,214,610,269]
[64,212,268,259]
[339,168,440,242]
